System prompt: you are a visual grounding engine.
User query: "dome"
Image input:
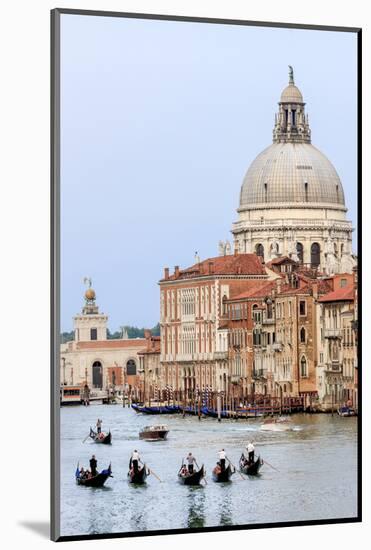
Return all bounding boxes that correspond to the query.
[239,142,345,209]
[85,288,96,302]
[280,83,303,103]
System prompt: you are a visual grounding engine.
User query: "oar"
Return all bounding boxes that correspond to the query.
[147,466,162,482]
[227,456,245,480]
[263,459,279,472]
[82,433,90,443]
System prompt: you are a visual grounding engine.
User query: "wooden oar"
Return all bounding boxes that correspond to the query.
[263,459,279,472]
[227,456,245,480]
[82,433,90,443]
[147,466,162,482]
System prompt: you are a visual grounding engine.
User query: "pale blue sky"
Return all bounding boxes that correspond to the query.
[60,14,357,332]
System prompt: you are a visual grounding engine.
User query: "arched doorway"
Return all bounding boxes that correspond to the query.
[126,359,137,375]
[92,361,103,389]
[311,242,320,268]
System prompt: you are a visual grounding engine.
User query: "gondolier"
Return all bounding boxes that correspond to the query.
[96,418,102,434]
[246,441,255,463]
[90,454,97,476]
[131,449,140,473]
[218,448,226,471]
[186,452,197,474]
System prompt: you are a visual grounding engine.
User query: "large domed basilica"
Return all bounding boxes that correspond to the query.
[229,67,355,275]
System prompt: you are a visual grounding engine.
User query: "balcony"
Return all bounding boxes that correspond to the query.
[213,351,228,360]
[262,317,275,325]
[324,361,342,373]
[324,329,342,339]
[252,369,267,380]
[272,342,283,352]
[230,375,242,384]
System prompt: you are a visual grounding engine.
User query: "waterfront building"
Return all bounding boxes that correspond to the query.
[228,68,356,275]
[60,285,146,396]
[316,272,357,410]
[138,331,161,402]
[158,254,271,396]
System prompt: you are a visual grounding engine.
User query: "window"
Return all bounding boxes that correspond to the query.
[255,243,264,259]
[340,278,348,288]
[300,327,306,343]
[126,359,137,375]
[92,361,103,389]
[296,242,304,263]
[311,242,320,268]
[299,300,306,316]
[300,356,307,377]
[320,352,324,363]
[90,328,97,340]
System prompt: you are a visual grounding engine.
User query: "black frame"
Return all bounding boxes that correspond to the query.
[51,8,362,542]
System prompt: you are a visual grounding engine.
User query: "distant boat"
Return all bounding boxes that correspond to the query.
[139,425,169,441]
[212,463,235,482]
[89,427,112,444]
[60,385,81,406]
[338,406,356,417]
[260,417,293,432]
[239,453,263,476]
[75,463,112,487]
[178,464,205,486]
[131,404,168,414]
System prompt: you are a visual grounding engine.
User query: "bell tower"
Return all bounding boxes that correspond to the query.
[73,278,108,342]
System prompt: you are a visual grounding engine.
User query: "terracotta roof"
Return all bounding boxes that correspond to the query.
[318,286,354,303]
[162,254,266,281]
[266,256,298,267]
[76,339,146,350]
[229,281,276,301]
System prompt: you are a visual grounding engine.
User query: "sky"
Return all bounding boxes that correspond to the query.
[60,14,358,332]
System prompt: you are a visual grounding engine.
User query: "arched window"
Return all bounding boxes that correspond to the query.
[255,243,264,259]
[126,359,137,375]
[311,243,320,268]
[296,242,304,263]
[300,327,306,343]
[92,361,103,389]
[300,356,307,377]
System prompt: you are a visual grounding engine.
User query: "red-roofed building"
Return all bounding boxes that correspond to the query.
[316,272,358,411]
[158,253,273,397]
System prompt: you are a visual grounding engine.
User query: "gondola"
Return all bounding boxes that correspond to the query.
[127,459,150,484]
[75,463,112,487]
[131,404,168,414]
[239,453,263,476]
[212,463,235,482]
[89,427,112,444]
[201,407,229,419]
[178,464,205,486]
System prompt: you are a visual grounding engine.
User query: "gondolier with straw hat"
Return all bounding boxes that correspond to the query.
[131,449,140,473]
[186,452,197,474]
[218,448,226,471]
[96,418,102,434]
[89,454,97,476]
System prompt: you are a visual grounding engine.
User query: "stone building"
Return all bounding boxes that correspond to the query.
[316,273,357,410]
[60,285,146,395]
[158,253,270,396]
[230,68,356,275]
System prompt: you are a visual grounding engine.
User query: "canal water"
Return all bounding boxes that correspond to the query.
[60,405,358,537]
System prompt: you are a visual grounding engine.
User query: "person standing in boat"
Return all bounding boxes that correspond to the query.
[218,448,226,471]
[131,449,140,473]
[186,452,197,474]
[96,418,102,434]
[90,454,97,476]
[246,441,255,463]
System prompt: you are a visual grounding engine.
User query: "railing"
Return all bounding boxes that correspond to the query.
[324,329,342,339]
[272,342,283,352]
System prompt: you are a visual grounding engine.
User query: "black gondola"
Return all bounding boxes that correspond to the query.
[127,458,150,484]
[75,463,112,487]
[239,453,263,476]
[212,462,235,482]
[178,464,205,486]
[89,427,112,444]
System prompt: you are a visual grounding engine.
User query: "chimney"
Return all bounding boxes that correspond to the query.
[208,261,214,274]
[312,281,318,300]
[276,278,282,294]
[174,265,180,278]
[164,267,169,280]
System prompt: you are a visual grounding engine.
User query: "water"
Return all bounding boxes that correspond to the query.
[60,405,358,537]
